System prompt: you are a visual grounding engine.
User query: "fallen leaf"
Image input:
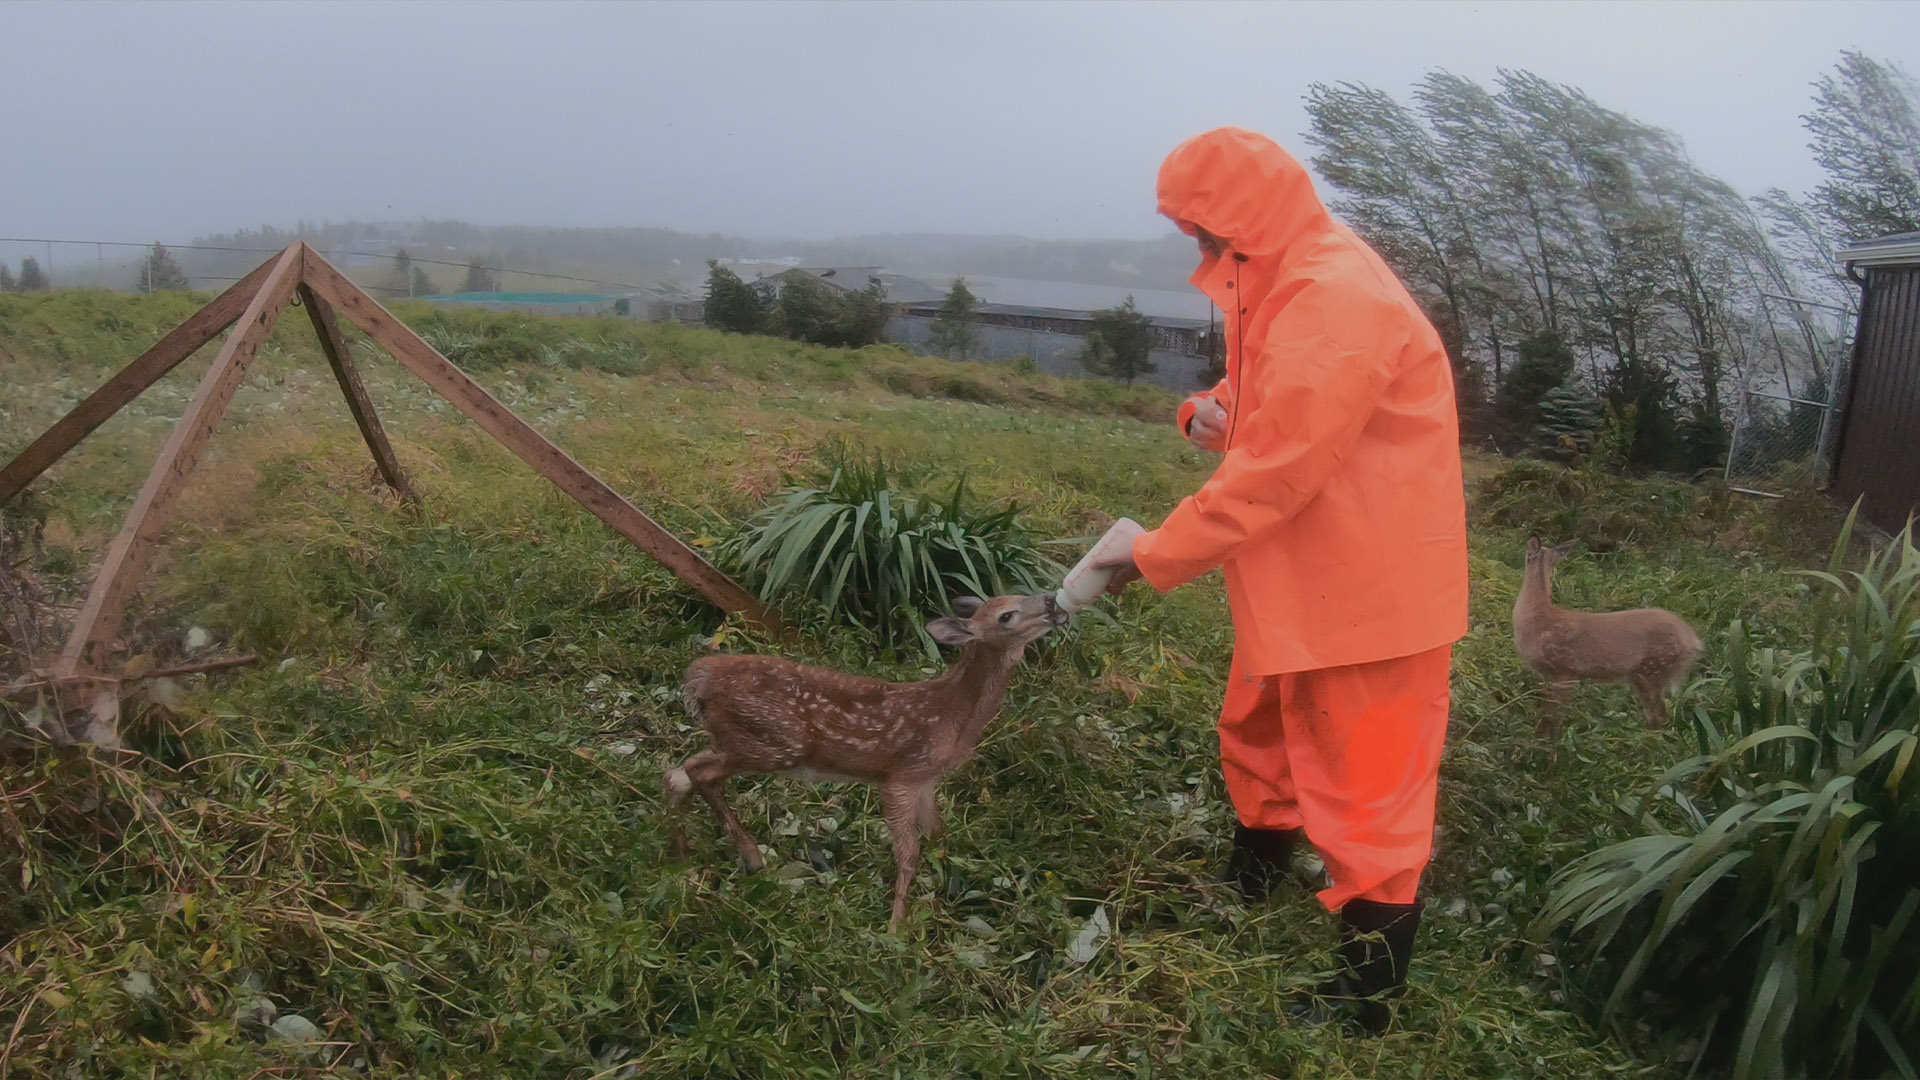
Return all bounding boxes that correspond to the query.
[1066,906,1110,965]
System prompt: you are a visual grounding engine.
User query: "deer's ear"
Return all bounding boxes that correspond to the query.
[951,596,985,618]
[1526,535,1542,554]
[926,617,978,646]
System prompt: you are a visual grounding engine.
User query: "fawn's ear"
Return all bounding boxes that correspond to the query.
[951,596,985,618]
[926,617,978,646]
[1526,535,1542,554]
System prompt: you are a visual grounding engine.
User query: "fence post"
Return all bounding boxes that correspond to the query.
[1813,379,1837,489]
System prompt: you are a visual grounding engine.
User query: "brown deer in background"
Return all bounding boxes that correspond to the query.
[1513,536,1703,741]
[665,593,1067,930]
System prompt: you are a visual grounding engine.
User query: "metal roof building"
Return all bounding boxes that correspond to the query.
[1831,231,1920,533]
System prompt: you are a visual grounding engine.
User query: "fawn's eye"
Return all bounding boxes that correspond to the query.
[999,611,1016,624]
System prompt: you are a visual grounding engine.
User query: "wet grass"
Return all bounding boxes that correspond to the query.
[0,289,1852,1077]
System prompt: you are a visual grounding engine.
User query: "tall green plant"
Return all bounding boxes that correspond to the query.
[717,441,1064,656]
[1533,508,1920,1080]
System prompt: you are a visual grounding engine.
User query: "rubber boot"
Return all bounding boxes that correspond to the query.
[1224,823,1300,903]
[1287,897,1422,1036]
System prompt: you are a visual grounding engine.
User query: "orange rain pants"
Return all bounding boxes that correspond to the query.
[1128,127,1469,910]
[1218,645,1452,908]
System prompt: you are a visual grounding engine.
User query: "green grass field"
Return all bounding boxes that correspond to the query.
[0,288,1854,1078]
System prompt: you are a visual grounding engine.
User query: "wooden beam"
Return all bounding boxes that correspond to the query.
[297,247,783,636]
[299,283,417,505]
[54,245,305,676]
[0,256,281,506]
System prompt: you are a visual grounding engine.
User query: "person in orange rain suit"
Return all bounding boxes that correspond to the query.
[1096,126,1469,1035]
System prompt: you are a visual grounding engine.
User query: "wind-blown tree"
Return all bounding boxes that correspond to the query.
[1077,297,1156,384]
[703,261,769,335]
[1757,51,1920,329]
[1307,66,1824,472]
[929,277,980,359]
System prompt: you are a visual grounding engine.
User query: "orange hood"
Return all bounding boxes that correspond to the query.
[1156,127,1335,262]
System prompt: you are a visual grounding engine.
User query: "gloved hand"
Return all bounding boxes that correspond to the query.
[1185,394,1228,451]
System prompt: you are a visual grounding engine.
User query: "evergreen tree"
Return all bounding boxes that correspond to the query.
[1077,296,1156,384]
[929,277,980,358]
[138,242,190,292]
[462,256,497,292]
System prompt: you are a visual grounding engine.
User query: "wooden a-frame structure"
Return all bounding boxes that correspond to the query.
[1,243,779,739]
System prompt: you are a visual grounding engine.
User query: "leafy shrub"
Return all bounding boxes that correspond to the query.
[1533,511,1920,1080]
[717,440,1064,655]
[772,274,889,349]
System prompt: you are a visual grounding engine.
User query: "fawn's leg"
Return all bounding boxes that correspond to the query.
[683,750,765,871]
[916,784,943,840]
[663,753,702,858]
[1630,673,1669,729]
[880,782,926,931]
[1537,680,1573,742]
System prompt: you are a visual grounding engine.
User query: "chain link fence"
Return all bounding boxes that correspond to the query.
[1724,293,1854,498]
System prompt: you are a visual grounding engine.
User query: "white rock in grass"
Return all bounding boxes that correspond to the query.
[1065,906,1110,966]
[146,678,184,709]
[270,1014,324,1044]
[121,970,155,999]
[233,994,277,1029]
[184,627,212,652]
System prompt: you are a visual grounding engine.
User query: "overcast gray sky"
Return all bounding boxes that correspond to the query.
[3,0,1916,245]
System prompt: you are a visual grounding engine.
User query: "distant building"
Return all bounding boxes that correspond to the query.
[897,274,1220,357]
[889,273,1221,393]
[1830,230,1920,533]
[719,256,804,269]
[763,266,948,308]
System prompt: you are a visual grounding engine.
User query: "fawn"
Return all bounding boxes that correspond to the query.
[1513,536,1703,741]
[664,593,1068,929]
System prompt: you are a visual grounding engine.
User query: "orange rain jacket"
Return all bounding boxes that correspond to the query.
[1131,127,1469,676]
